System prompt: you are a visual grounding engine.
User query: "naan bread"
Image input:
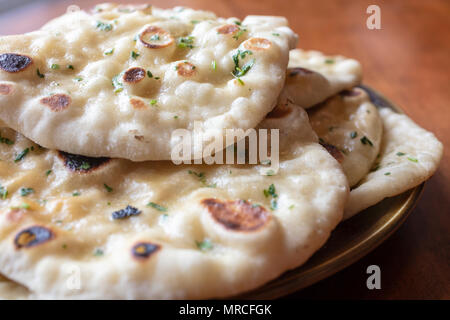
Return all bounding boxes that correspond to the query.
[344,108,443,219]
[0,4,297,161]
[283,49,362,108]
[0,104,348,299]
[0,273,31,300]
[308,88,383,187]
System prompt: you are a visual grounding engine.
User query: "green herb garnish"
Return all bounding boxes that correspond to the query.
[360,136,373,146]
[112,74,124,93]
[20,188,34,197]
[211,60,217,70]
[36,69,45,78]
[147,70,153,78]
[45,169,52,176]
[67,65,74,70]
[150,99,157,106]
[73,77,83,82]
[150,34,160,41]
[263,183,278,211]
[396,152,406,156]
[196,238,213,251]
[93,248,104,256]
[325,59,335,64]
[104,183,113,193]
[147,202,167,212]
[14,148,29,162]
[131,51,140,59]
[384,172,391,176]
[51,64,60,70]
[96,21,113,31]
[72,191,81,197]
[80,162,91,170]
[0,134,14,145]
[407,157,418,163]
[177,36,195,49]
[104,48,114,55]
[0,186,8,200]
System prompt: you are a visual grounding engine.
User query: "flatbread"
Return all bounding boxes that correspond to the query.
[283,49,362,108]
[0,273,31,300]
[0,103,348,299]
[308,88,383,187]
[0,4,297,161]
[344,108,443,219]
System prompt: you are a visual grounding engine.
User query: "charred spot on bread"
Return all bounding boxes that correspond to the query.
[202,198,271,232]
[40,94,71,112]
[0,53,33,73]
[58,151,110,173]
[14,226,54,249]
[132,242,160,260]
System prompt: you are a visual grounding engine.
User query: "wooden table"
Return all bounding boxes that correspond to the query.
[1,0,448,299]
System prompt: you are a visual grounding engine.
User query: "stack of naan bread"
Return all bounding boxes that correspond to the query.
[0,4,442,299]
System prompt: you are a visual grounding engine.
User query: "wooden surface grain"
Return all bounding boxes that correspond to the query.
[0,0,448,299]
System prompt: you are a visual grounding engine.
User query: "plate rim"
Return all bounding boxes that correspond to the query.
[237,85,425,299]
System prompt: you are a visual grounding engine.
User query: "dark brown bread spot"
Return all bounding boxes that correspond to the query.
[243,38,272,51]
[319,141,344,163]
[217,24,240,35]
[139,26,174,49]
[123,67,146,83]
[288,67,314,77]
[14,226,54,249]
[202,198,271,232]
[0,53,32,73]
[58,151,110,173]
[40,94,71,112]
[132,242,160,260]
[176,61,196,77]
[0,83,12,95]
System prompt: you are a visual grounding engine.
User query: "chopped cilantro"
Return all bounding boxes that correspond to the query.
[36,68,45,78]
[150,99,157,106]
[51,64,60,70]
[0,186,7,200]
[263,183,278,210]
[0,133,14,145]
[196,238,213,251]
[147,202,167,212]
[93,248,104,256]
[104,48,114,55]
[45,169,52,176]
[67,65,74,70]
[20,188,34,197]
[147,70,153,78]
[396,152,406,156]
[80,162,91,170]
[104,183,113,193]
[112,74,124,93]
[407,157,418,163]
[384,172,391,176]
[272,33,280,36]
[96,21,113,31]
[325,59,335,64]
[177,36,195,49]
[191,20,200,24]
[211,60,217,70]
[360,136,373,146]
[131,51,140,59]
[232,27,247,40]
[72,191,81,197]
[14,148,29,162]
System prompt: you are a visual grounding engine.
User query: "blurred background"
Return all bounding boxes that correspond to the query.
[0,0,448,299]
